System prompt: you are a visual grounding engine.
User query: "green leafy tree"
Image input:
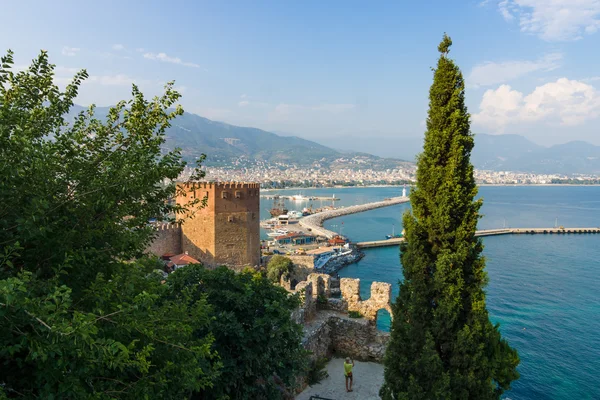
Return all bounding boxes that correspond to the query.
[266,255,294,283]
[168,265,307,399]
[0,50,220,398]
[381,35,519,400]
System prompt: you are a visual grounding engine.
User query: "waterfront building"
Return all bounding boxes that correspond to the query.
[274,232,317,246]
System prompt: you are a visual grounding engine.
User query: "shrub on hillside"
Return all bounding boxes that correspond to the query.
[267,255,294,283]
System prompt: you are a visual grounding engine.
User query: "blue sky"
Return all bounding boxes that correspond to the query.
[2,0,600,153]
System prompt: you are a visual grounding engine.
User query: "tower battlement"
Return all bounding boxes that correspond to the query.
[153,222,181,231]
[179,181,260,190]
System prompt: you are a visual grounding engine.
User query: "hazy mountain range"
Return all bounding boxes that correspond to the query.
[68,106,600,175]
[67,105,412,171]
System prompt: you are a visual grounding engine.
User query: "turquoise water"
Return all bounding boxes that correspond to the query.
[261,186,600,399]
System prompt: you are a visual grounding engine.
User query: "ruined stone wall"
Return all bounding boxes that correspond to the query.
[307,273,331,300]
[294,280,316,322]
[287,256,315,284]
[177,182,260,268]
[340,278,393,322]
[302,318,333,362]
[145,223,182,257]
[301,314,390,363]
[329,317,390,362]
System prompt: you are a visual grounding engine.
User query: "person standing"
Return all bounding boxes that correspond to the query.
[344,357,354,392]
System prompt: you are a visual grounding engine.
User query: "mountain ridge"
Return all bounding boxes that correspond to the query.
[67,105,600,175]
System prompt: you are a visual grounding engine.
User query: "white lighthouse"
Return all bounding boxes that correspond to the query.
[402,184,407,198]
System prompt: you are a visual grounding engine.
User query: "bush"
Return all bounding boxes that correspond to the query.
[307,357,330,386]
[169,265,308,399]
[348,310,363,318]
[267,255,294,283]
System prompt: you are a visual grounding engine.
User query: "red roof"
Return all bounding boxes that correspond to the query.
[169,252,200,266]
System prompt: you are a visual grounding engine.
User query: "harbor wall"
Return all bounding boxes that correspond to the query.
[300,196,410,239]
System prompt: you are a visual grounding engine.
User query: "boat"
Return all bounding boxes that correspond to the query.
[385,225,403,240]
[291,194,310,201]
[287,210,303,219]
[267,229,289,237]
[269,197,288,217]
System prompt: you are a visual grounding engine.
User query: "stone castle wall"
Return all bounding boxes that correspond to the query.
[145,223,182,257]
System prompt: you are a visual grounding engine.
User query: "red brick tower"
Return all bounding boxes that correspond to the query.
[176,182,260,268]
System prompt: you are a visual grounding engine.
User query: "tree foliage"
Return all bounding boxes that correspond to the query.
[266,255,294,283]
[169,265,307,399]
[381,35,520,400]
[0,49,218,398]
[0,50,306,399]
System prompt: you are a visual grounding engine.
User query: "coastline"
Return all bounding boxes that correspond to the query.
[261,183,600,191]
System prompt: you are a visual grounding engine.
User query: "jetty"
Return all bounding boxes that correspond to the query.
[299,196,410,239]
[356,227,600,248]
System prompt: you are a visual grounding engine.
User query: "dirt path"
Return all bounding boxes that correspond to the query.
[296,358,384,400]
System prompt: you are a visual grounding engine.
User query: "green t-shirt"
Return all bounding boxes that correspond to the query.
[344,362,353,376]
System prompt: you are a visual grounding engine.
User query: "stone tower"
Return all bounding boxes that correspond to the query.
[176,182,260,268]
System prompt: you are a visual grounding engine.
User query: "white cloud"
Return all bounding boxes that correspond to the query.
[112,44,125,51]
[472,78,600,131]
[87,74,137,86]
[468,52,562,87]
[240,94,248,99]
[62,46,80,56]
[52,68,141,88]
[143,52,199,68]
[238,100,269,108]
[497,0,600,41]
[498,0,516,21]
[55,66,81,75]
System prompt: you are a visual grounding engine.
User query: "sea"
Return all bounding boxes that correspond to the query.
[260,186,600,400]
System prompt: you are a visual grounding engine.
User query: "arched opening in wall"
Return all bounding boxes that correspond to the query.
[291,278,298,290]
[376,308,392,332]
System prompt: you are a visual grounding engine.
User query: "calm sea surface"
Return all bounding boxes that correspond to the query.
[261,186,600,399]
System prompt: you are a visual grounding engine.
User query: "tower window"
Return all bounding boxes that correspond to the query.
[222,191,228,199]
[235,191,242,199]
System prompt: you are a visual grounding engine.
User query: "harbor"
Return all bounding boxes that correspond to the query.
[356,227,600,248]
[299,195,410,239]
[260,188,411,273]
[261,194,340,201]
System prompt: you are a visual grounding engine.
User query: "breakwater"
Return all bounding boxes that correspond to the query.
[299,196,410,239]
[356,227,600,248]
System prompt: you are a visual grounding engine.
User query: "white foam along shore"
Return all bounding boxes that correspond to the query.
[299,196,410,239]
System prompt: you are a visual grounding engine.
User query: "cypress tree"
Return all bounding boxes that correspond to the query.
[381,34,519,400]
